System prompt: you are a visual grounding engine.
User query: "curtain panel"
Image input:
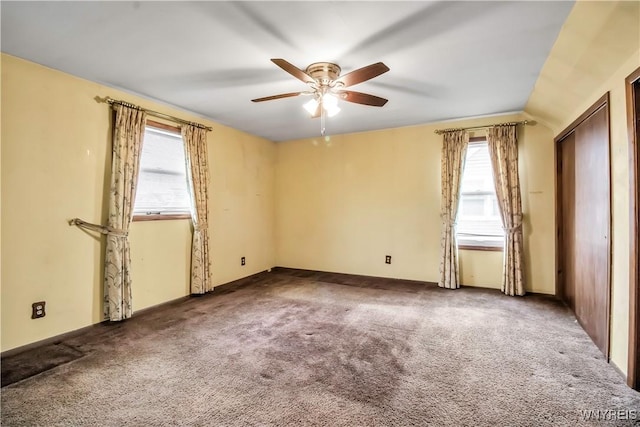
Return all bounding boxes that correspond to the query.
[438,130,469,289]
[486,125,526,296]
[104,104,146,321]
[182,125,212,294]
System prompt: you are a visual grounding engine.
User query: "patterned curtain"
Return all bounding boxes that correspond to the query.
[182,125,212,294]
[104,104,146,320]
[439,130,469,289]
[486,125,526,296]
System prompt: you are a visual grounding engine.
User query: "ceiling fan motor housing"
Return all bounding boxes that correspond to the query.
[305,62,341,86]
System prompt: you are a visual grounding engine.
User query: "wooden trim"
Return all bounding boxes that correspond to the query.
[610,359,627,381]
[469,136,487,143]
[0,321,107,359]
[554,93,612,360]
[271,266,438,287]
[129,295,191,317]
[146,119,181,134]
[132,214,191,222]
[605,95,613,362]
[211,270,272,293]
[1,294,189,358]
[554,132,561,298]
[459,245,503,252]
[555,93,610,143]
[626,66,640,389]
[0,271,273,360]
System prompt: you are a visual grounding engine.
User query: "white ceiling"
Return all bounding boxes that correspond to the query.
[1,1,574,142]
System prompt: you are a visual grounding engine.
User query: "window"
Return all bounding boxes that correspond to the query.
[456,139,504,249]
[133,122,191,220]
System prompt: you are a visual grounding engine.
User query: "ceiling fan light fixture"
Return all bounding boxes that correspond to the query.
[303,98,319,115]
[322,93,338,109]
[325,104,341,118]
[321,93,340,117]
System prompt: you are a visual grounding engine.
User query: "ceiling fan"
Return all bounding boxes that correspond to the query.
[252,58,390,135]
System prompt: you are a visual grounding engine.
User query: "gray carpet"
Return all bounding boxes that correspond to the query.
[2,268,639,426]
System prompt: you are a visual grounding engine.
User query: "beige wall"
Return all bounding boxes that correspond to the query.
[525,0,640,376]
[275,113,556,294]
[129,220,192,311]
[1,54,276,352]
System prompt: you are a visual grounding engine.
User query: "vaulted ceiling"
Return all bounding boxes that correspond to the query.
[1,1,574,141]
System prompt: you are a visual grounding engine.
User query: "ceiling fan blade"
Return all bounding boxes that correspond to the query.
[271,58,315,84]
[340,90,388,107]
[251,92,303,102]
[335,62,390,87]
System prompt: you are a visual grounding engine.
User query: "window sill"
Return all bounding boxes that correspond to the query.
[458,245,503,252]
[132,214,191,222]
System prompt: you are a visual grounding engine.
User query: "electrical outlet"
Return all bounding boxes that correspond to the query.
[241,256,246,266]
[32,301,46,319]
[385,255,392,264]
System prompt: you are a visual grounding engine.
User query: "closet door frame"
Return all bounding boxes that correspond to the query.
[626,67,640,389]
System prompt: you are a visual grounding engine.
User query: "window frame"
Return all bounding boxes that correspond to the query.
[131,120,192,222]
[457,136,504,252]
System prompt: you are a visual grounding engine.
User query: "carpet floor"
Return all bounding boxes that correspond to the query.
[2,268,639,426]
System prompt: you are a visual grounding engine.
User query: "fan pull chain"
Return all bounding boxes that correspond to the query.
[320,105,326,136]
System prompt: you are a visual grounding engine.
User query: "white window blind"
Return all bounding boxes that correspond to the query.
[457,141,504,248]
[133,126,191,216]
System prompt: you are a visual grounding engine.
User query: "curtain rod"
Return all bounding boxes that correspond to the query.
[96,96,213,131]
[434,120,532,135]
